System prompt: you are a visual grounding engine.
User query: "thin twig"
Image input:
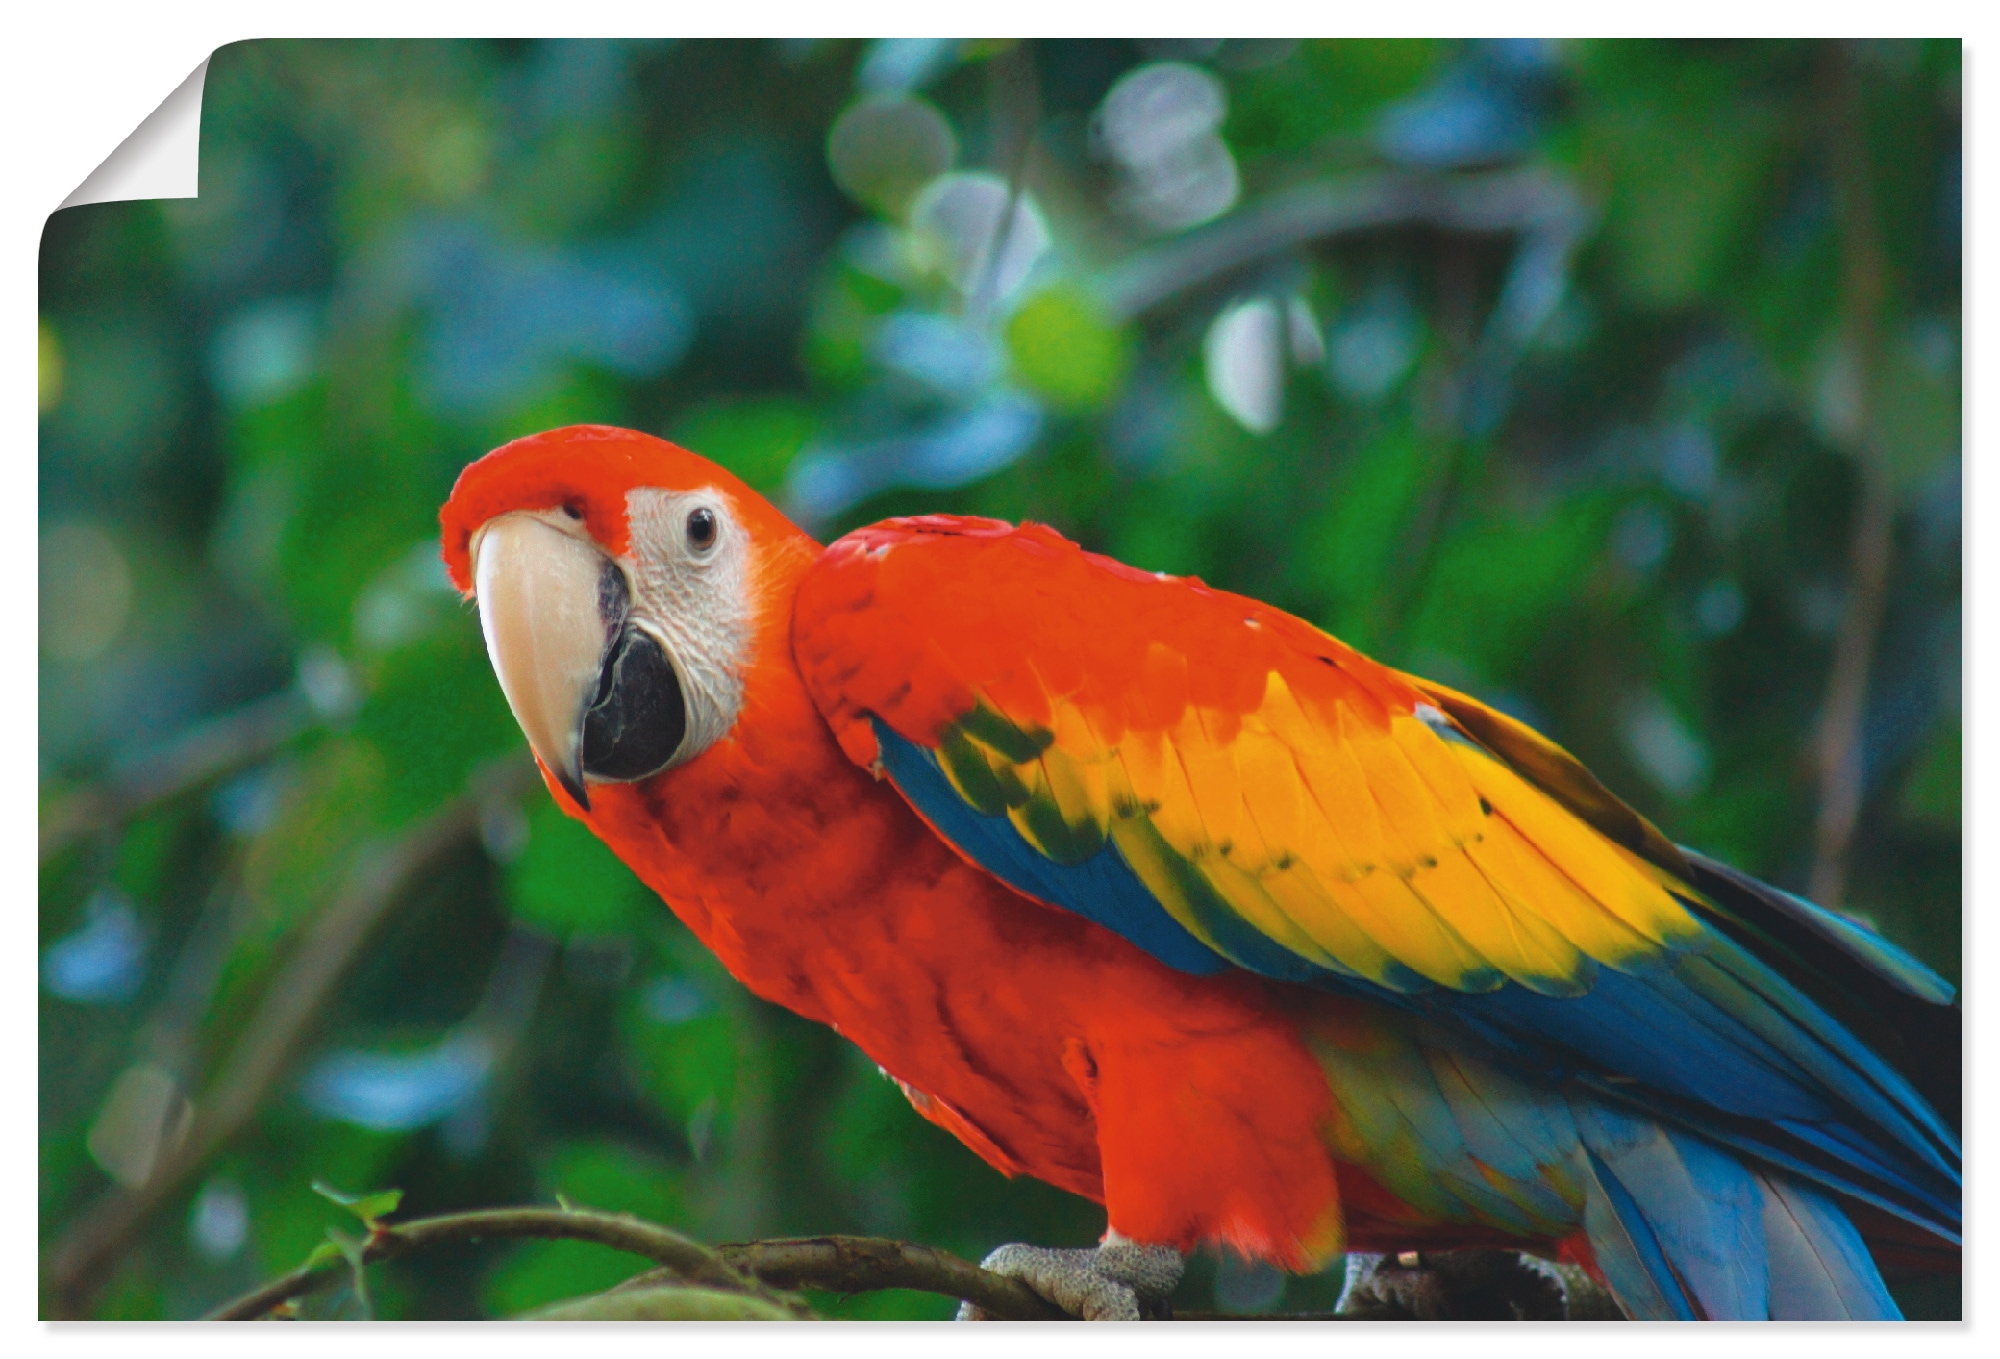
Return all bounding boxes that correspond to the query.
[206,1207,778,1320]
[46,756,539,1316]
[715,1235,1069,1320]
[1809,41,1897,909]
[966,40,1040,328]
[208,1217,1059,1322]
[40,687,314,862]
[1096,167,1588,322]
[208,1210,1614,1322]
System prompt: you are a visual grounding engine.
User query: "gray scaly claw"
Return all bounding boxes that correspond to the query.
[958,1237,1185,1320]
[1336,1249,1586,1320]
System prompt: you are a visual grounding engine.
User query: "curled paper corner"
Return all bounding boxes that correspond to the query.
[59,57,209,210]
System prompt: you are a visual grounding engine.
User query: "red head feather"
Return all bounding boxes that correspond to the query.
[438,424,802,593]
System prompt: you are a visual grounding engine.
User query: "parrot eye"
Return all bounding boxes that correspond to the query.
[685,507,718,553]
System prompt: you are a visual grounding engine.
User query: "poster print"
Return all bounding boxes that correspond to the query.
[40,39,1961,1321]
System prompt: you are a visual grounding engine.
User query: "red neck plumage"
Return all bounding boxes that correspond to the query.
[563,534,909,1021]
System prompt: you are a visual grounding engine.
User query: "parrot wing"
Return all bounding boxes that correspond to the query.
[791,515,1959,1243]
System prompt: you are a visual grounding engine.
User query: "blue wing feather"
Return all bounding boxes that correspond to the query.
[873,718,1225,975]
[871,721,1960,1256]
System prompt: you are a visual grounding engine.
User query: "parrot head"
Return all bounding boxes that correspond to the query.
[440,424,809,810]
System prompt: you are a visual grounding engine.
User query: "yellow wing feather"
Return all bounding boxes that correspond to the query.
[932,647,1698,994]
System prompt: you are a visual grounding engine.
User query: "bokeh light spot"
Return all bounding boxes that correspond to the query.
[210,298,317,409]
[1097,62,1240,232]
[188,1177,250,1263]
[1695,579,1746,636]
[828,96,958,217]
[40,520,134,664]
[38,318,63,413]
[1204,297,1285,434]
[908,172,1050,303]
[43,889,147,1004]
[1621,693,1711,799]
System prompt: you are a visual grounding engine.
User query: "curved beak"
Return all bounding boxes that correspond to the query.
[472,514,614,811]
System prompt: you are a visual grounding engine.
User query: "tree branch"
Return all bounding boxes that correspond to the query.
[1096,167,1588,322]
[1809,41,1897,909]
[207,1207,790,1320]
[46,755,539,1315]
[966,39,1041,329]
[40,687,315,863]
[208,1211,1616,1322]
[714,1235,1069,1320]
[207,1215,1060,1322]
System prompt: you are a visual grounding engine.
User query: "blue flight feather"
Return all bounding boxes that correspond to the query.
[867,720,1960,1274]
[1573,1102,1768,1320]
[1756,1173,1901,1319]
[873,720,1225,976]
[1579,1142,1695,1319]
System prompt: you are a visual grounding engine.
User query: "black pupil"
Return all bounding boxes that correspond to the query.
[687,508,716,549]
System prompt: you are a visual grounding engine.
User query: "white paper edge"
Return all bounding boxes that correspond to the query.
[57,57,209,210]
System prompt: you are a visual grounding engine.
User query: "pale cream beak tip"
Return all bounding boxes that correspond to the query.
[472,513,613,816]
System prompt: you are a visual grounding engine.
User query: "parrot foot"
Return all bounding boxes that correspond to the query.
[957,1234,1185,1321]
[1336,1249,1574,1320]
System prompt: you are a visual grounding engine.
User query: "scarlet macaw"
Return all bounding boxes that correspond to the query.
[439,424,1958,1320]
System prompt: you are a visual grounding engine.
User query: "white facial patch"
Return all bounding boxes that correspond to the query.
[619,486,755,769]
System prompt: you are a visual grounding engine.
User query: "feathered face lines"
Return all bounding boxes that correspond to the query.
[619,484,755,763]
[456,441,762,810]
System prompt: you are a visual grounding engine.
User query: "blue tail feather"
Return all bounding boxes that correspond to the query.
[1574,1102,1767,1319]
[1574,1101,1902,1320]
[867,720,1958,1311]
[1578,1142,1694,1319]
[1757,1173,1901,1319]
[1687,940,1960,1174]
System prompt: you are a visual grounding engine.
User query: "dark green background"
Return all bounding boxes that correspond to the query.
[39,39,1960,1319]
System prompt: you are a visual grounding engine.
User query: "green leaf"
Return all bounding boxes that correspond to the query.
[505,799,651,935]
[1577,45,1784,308]
[302,1240,345,1271]
[312,1177,404,1226]
[1227,39,1445,156]
[671,395,816,494]
[482,1137,695,1316]
[1304,422,1438,651]
[325,1224,375,1320]
[353,626,521,827]
[245,1121,407,1280]
[1004,285,1133,413]
[1899,719,1960,831]
[1874,323,1961,499]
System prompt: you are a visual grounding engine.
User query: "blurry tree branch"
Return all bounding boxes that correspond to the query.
[207,1215,1063,1321]
[40,687,315,864]
[710,1235,1068,1319]
[968,39,1041,328]
[209,1211,1617,1322]
[1809,42,1896,909]
[1100,167,1590,670]
[1096,167,1590,322]
[208,1206,802,1320]
[46,755,539,1316]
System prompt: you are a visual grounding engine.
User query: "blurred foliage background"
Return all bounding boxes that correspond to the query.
[38,38,1960,1320]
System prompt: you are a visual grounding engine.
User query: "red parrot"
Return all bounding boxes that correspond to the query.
[439,424,1958,1320]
